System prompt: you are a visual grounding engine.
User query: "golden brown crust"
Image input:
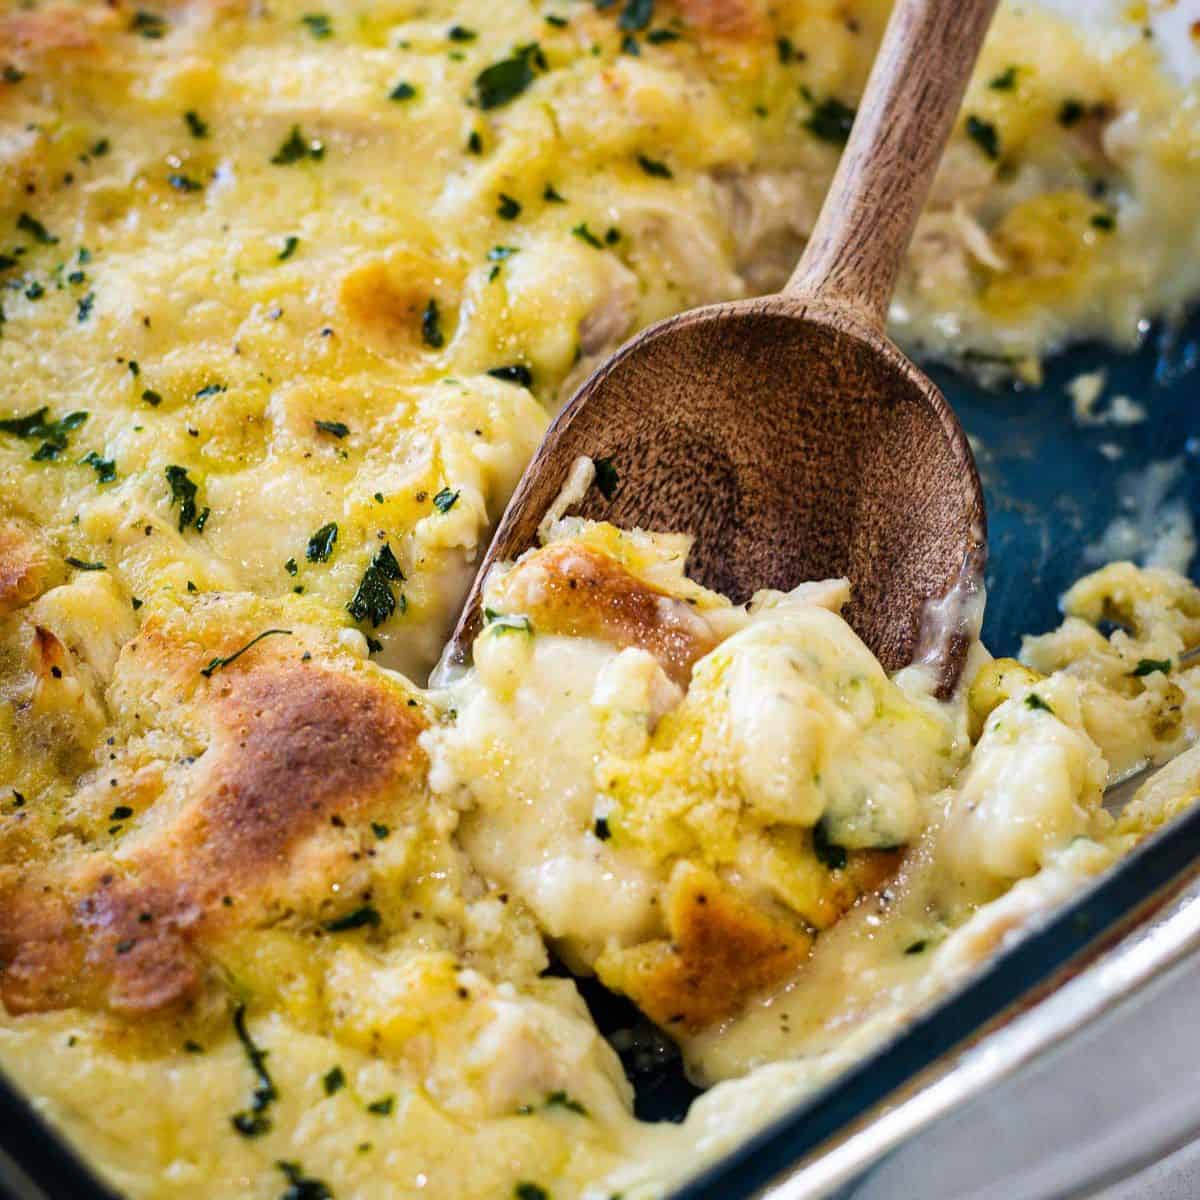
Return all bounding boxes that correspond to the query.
[0,641,428,1015]
[670,0,768,39]
[597,863,811,1034]
[0,6,103,59]
[491,542,718,687]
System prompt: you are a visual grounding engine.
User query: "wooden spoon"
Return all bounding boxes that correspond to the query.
[449,0,996,697]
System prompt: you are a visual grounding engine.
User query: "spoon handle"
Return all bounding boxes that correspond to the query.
[785,0,999,328]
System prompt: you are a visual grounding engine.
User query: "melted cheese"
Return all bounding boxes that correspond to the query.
[1,1,1199,1197]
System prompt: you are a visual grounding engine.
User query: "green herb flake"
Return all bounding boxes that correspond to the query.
[301,13,333,39]
[366,1095,394,1116]
[347,544,405,627]
[24,281,45,300]
[314,418,349,438]
[542,182,565,203]
[593,816,611,841]
[812,821,847,871]
[184,110,208,138]
[497,193,522,220]
[17,212,57,245]
[324,905,381,933]
[904,940,928,955]
[514,1185,549,1200]
[110,805,134,821]
[965,114,1001,161]
[195,382,226,398]
[278,235,300,261]
[76,292,95,322]
[183,1040,204,1053]
[475,44,544,110]
[433,487,460,513]
[389,81,417,102]
[1130,658,1171,678]
[1025,693,1055,714]
[545,1090,587,1114]
[618,0,653,32]
[636,153,672,179]
[141,389,162,406]
[3,64,25,83]
[988,65,1019,91]
[276,1160,333,1200]
[1090,212,1115,231]
[572,222,604,248]
[421,298,445,348]
[285,557,298,576]
[0,406,88,461]
[201,629,293,678]
[306,522,338,563]
[230,1003,278,1138]
[484,607,533,635]
[272,125,325,165]
[65,556,106,572]
[164,464,204,531]
[167,172,203,193]
[806,97,856,146]
[1058,98,1085,127]
[448,24,476,42]
[593,456,618,500]
[80,449,117,484]
[322,1065,346,1095]
[371,822,390,840]
[487,364,533,387]
[545,14,568,27]
[129,9,167,38]
[646,28,679,43]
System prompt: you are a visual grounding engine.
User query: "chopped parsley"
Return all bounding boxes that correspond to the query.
[346,543,405,627]
[593,456,618,499]
[572,222,604,248]
[487,364,533,387]
[200,629,293,678]
[0,406,88,461]
[646,27,679,43]
[545,1090,587,1114]
[542,182,565,203]
[167,172,203,193]
[593,816,611,841]
[366,1095,394,1116]
[324,906,381,932]
[371,822,390,840]
[448,24,476,41]
[306,522,338,563]
[65,556,106,571]
[1025,693,1055,714]
[484,607,532,634]
[301,13,333,39]
[965,114,1000,161]
[1090,212,1115,231]
[17,212,57,245]
[496,193,522,220]
[271,126,325,165]
[904,940,928,955]
[322,1065,346,1095]
[2,64,25,83]
[618,0,654,32]
[184,110,208,138]
[129,9,167,38]
[195,382,226,398]
[812,821,847,871]
[76,291,95,322]
[230,1004,278,1137]
[110,805,134,821]
[314,418,349,438]
[278,235,300,261]
[1130,658,1171,677]
[988,65,1019,91]
[475,43,545,110]
[141,389,162,406]
[285,557,298,576]
[164,464,206,531]
[545,14,568,28]
[276,1160,333,1200]
[389,81,417,101]
[1058,98,1085,127]
[806,97,856,145]
[421,298,445,348]
[514,1185,549,1200]
[432,487,459,513]
[79,449,117,484]
[636,153,673,179]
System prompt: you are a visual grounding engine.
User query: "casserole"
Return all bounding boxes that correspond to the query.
[0,1,1198,1197]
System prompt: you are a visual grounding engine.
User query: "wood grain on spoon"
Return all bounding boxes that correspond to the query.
[449,0,996,697]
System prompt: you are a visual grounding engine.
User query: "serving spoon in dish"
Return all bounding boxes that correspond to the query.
[449,0,998,697]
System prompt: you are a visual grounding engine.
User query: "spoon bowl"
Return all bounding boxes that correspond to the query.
[449,0,998,695]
